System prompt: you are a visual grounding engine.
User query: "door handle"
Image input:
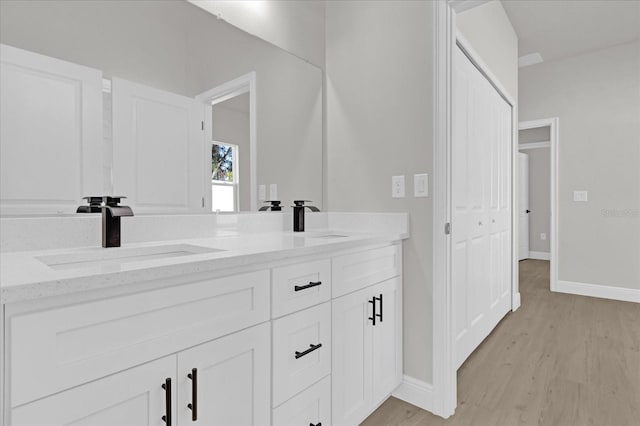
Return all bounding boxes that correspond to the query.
[187,368,198,421]
[162,378,172,426]
[526,209,531,213]
[294,281,322,291]
[368,297,376,325]
[295,343,323,359]
[375,294,383,322]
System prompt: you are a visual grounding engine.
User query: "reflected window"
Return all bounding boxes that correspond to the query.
[211,143,238,212]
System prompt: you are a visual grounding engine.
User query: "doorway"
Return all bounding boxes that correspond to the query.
[518,118,559,291]
[197,72,257,212]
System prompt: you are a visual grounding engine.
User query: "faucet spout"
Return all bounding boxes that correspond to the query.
[77,196,134,247]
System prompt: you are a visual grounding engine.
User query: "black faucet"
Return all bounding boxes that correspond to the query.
[258,200,282,211]
[77,196,134,247]
[292,200,320,232]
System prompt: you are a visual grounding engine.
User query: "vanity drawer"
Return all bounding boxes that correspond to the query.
[8,269,270,407]
[272,302,331,407]
[272,259,331,318]
[272,376,331,426]
[332,244,401,298]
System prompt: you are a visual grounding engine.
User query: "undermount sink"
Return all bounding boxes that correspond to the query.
[303,233,348,239]
[37,244,223,271]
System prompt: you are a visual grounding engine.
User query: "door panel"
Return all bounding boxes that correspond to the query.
[371,278,402,404]
[11,357,175,426]
[177,322,270,426]
[453,46,512,369]
[112,78,205,213]
[0,44,103,214]
[519,152,530,260]
[332,286,374,426]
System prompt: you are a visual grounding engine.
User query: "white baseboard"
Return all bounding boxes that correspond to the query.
[556,280,640,303]
[528,251,550,260]
[392,375,435,414]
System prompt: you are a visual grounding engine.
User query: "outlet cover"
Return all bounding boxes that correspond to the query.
[540,233,546,241]
[414,173,429,197]
[258,185,266,201]
[392,175,405,198]
[269,184,278,200]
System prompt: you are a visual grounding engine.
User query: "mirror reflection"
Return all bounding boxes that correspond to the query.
[0,0,322,215]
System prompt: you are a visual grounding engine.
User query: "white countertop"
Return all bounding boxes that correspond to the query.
[1,229,407,304]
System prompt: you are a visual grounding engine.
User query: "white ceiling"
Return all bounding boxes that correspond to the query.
[502,0,640,64]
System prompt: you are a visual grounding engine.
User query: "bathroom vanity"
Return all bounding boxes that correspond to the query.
[0,213,408,426]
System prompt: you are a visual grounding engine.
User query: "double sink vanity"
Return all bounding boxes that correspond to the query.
[0,212,408,426]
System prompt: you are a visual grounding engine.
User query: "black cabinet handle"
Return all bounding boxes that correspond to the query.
[368,297,376,325]
[187,368,198,421]
[294,281,322,292]
[375,294,383,322]
[310,423,322,426]
[295,343,322,359]
[161,378,172,426]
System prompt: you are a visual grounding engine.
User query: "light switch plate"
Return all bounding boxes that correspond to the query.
[573,190,588,202]
[269,184,278,201]
[414,173,429,197]
[540,233,546,241]
[258,185,266,201]
[392,175,405,198]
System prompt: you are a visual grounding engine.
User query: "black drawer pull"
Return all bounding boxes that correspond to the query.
[368,297,376,326]
[295,343,322,359]
[294,281,322,292]
[161,377,172,426]
[310,423,322,426]
[187,368,198,421]
[375,294,383,322]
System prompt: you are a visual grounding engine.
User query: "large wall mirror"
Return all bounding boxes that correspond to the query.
[0,0,322,215]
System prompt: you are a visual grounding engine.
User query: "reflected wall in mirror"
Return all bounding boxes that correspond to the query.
[0,0,322,214]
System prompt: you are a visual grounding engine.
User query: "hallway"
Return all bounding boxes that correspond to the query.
[362,260,640,425]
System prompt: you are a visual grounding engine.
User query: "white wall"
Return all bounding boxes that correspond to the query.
[520,41,640,290]
[187,0,326,68]
[326,0,434,383]
[456,0,518,100]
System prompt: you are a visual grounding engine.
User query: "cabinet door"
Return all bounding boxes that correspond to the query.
[112,77,206,213]
[371,278,402,404]
[331,286,374,426]
[177,322,270,426]
[0,44,103,215]
[272,376,331,426]
[10,357,175,426]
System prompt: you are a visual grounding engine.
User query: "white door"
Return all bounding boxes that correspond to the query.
[11,357,176,426]
[371,278,402,404]
[177,322,270,426]
[112,78,207,213]
[0,44,103,215]
[518,153,530,260]
[332,286,374,426]
[452,46,512,369]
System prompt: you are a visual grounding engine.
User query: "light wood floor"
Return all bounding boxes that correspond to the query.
[362,260,640,426]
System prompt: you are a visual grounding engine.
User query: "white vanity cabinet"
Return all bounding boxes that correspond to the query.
[331,245,403,426]
[4,269,272,426]
[1,240,404,426]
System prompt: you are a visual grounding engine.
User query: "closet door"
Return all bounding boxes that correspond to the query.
[0,44,103,215]
[112,78,206,213]
[452,46,512,369]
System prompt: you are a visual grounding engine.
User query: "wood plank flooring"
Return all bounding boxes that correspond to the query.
[361,260,640,426]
